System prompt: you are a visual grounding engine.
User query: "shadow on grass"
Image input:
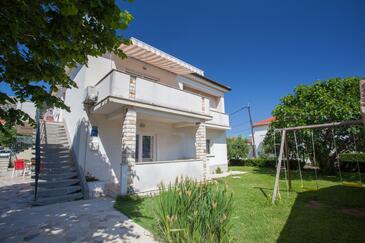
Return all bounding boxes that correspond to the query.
[277,185,365,243]
[230,165,364,185]
[114,195,155,229]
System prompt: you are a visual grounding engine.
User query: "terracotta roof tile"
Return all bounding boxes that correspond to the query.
[253,117,275,127]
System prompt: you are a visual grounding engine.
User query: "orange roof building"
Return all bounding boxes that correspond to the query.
[252,117,275,127]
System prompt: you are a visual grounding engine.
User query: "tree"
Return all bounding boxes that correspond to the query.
[227,136,250,160]
[264,77,365,173]
[0,0,133,130]
[0,127,16,147]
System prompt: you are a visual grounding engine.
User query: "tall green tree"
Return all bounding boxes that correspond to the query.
[0,127,16,147]
[0,0,133,130]
[264,77,365,172]
[227,136,250,160]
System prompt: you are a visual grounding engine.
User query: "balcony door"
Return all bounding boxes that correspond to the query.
[135,134,155,162]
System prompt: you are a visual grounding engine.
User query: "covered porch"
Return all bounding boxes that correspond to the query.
[91,104,208,194]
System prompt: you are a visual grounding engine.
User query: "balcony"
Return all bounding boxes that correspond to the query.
[206,109,230,128]
[93,69,210,119]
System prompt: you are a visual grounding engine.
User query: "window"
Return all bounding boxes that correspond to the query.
[142,135,154,161]
[135,135,139,160]
[135,134,155,162]
[206,139,211,155]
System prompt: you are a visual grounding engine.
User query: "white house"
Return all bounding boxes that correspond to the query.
[249,117,275,157]
[54,38,231,195]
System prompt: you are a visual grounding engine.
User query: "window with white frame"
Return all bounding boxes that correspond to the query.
[135,134,155,162]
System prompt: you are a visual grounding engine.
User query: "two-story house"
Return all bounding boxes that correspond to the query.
[54,38,231,195]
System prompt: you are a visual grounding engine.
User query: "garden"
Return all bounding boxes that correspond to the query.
[114,166,365,242]
[114,77,365,242]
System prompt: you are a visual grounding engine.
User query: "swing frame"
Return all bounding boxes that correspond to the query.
[272,119,363,204]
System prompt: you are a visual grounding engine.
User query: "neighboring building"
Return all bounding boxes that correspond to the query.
[249,117,275,157]
[1,100,36,121]
[55,38,231,194]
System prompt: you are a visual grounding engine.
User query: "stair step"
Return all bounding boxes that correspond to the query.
[40,144,68,147]
[40,164,74,169]
[40,149,69,153]
[46,136,68,139]
[41,163,75,170]
[37,185,82,197]
[41,167,77,174]
[46,125,65,128]
[42,158,73,163]
[30,121,84,206]
[31,178,80,188]
[41,153,72,157]
[45,130,66,134]
[40,158,72,163]
[33,171,78,180]
[33,192,83,206]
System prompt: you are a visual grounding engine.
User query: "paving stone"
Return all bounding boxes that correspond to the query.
[0,171,156,242]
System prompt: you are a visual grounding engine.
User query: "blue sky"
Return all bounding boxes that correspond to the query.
[2,1,364,137]
[122,0,365,137]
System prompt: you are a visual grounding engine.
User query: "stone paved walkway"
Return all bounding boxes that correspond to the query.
[0,171,156,242]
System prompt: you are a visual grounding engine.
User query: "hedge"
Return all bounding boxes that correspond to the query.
[339,153,365,163]
[229,158,305,170]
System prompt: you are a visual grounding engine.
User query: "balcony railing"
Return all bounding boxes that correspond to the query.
[206,109,230,127]
[95,69,210,116]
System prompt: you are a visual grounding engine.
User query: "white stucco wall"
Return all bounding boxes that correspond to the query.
[132,159,204,193]
[206,129,228,173]
[253,125,269,156]
[63,63,121,185]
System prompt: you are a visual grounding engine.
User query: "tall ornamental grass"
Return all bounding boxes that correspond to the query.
[155,178,234,243]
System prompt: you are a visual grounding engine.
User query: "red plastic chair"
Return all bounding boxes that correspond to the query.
[12,159,25,177]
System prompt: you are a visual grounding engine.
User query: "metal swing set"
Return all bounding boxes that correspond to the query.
[271,119,364,204]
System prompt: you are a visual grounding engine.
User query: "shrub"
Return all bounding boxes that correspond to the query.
[85,172,99,182]
[215,166,223,174]
[340,152,365,163]
[229,158,276,167]
[229,158,305,170]
[155,178,233,243]
[227,136,250,160]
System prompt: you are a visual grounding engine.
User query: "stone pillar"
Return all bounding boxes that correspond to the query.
[120,106,137,195]
[195,122,207,180]
[129,76,136,99]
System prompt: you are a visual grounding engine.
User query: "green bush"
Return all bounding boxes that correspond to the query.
[229,158,305,170]
[155,178,233,243]
[229,158,276,167]
[340,152,365,163]
[215,166,223,174]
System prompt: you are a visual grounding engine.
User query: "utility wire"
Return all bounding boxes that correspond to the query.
[229,106,249,116]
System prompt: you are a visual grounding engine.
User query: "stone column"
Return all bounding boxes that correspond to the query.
[195,122,207,180]
[120,106,137,195]
[129,76,136,99]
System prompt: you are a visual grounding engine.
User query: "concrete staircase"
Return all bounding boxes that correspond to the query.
[32,122,84,205]
[361,80,365,127]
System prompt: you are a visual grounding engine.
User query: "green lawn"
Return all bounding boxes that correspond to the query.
[114,166,365,242]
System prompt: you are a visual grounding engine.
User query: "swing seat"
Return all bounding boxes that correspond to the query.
[342,182,363,188]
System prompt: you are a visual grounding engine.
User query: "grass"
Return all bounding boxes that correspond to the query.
[114,166,365,242]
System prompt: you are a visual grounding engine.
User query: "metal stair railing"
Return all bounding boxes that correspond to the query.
[33,108,46,202]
